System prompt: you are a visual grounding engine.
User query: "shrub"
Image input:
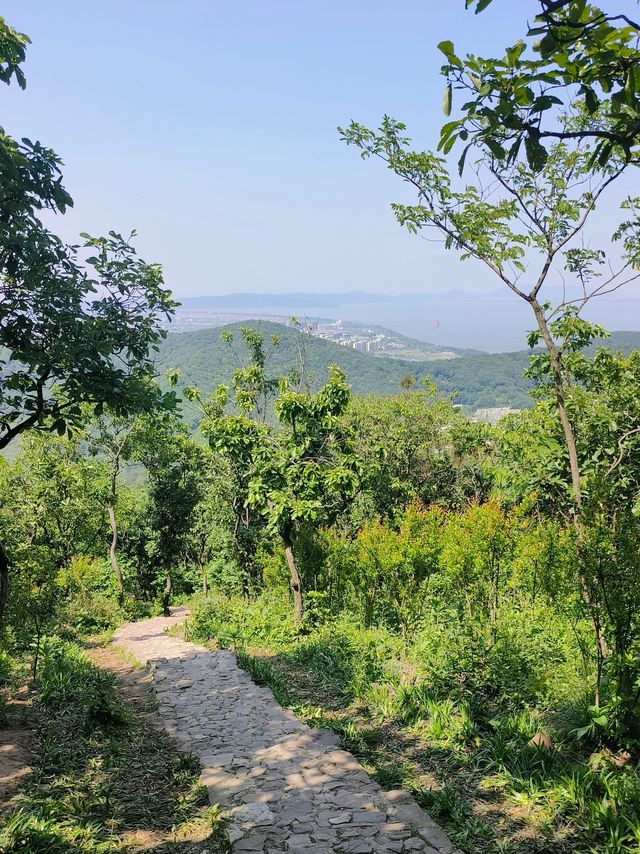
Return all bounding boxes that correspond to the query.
[38,638,130,731]
[187,591,295,649]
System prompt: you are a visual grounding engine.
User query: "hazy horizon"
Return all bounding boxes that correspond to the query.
[5,0,635,304]
[172,289,640,352]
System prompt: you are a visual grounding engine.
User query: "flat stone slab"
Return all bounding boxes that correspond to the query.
[113,608,460,853]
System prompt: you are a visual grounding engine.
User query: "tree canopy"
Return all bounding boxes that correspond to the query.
[0,19,177,451]
[444,1,640,171]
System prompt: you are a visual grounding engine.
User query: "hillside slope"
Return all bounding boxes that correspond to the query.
[156,323,640,411]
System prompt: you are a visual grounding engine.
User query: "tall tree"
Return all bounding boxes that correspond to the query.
[133,416,206,615]
[193,328,279,598]
[204,363,360,624]
[0,17,177,620]
[340,9,640,703]
[86,410,140,597]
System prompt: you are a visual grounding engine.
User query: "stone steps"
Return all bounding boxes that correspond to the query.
[113,608,460,854]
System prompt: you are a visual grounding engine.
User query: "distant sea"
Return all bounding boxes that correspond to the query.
[179,291,640,352]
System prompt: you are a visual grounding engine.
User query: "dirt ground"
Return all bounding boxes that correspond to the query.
[0,684,34,809]
[1,644,226,853]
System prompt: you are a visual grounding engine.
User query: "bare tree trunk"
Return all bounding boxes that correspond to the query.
[531,300,582,503]
[107,504,124,597]
[107,464,124,598]
[283,528,303,625]
[163,569,172,617]
[532,300,609,701]
[201,564,208,597]
[0,543,9,624]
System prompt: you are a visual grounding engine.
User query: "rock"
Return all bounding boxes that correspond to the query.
[528,732,553,749]
[350,810,386,825]
[338,840,374,853]
[234,832,268,851]
[229,801,275,829]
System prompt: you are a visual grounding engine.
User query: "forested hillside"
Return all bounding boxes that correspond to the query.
[158,322,640,412]
[3,5,640,854]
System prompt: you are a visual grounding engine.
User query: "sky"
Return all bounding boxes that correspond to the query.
[2,1,635,302]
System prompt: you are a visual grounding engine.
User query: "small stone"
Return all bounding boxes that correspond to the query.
[417,825,455,852]
[229,802,275,828]
[382,821,412,838]
[328,813,352,825]
[233,833,268,851]
[338,841,373,854]
[528,731,553,749]
[351,811,386,825]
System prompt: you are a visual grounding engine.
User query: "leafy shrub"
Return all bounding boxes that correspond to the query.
[0,648,15,724]
[187,591,295,648]
[0,648,14,687]
[38,638,130,731]
[408,599,589,717]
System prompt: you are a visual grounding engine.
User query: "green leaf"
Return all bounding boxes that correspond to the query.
[442,82,452,116]
[437,40,462,68]
[524,134,548,171]
[457,142,472,175]
[506,40,526,68]
[574,724,592,740]
[583,87,599,114]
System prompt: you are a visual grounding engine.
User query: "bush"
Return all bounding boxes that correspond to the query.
[187,591,295,648]
[38,638,130,731]
[408,600,589,717]
[0,647,15,724]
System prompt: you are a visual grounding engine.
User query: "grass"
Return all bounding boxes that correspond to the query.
[0,637,229,854]
[187,598,640,854]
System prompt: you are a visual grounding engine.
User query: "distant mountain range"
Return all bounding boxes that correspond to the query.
[179,288,640,309]
[158,322,640,414]
[176,290,640,352]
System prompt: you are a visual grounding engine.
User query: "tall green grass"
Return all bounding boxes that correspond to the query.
[188,592,640,854]
[0,638,227,853]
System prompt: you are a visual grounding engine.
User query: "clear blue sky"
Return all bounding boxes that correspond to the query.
[0,2,567,297]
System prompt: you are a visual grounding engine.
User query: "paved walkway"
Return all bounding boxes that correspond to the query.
[113,609,459,854]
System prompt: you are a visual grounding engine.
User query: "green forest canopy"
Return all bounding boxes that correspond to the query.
[157,321,640,412]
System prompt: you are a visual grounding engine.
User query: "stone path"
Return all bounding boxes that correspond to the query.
[113,609,459,854]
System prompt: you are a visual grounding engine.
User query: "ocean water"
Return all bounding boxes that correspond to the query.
[215,297,640,352]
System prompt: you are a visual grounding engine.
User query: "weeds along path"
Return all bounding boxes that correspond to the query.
[113,608,459,854]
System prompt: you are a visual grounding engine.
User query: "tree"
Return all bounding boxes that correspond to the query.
[0,17,177,621]
[192,328,280,598]
[340,120,639,514]
[347,387,493,520]
[184,462,235,597]
[443,2,640,170]
[0,432,107,661]
[133,416,207,615]
[204,359,360,624]
[339,16,640,708]
[497,347,640,730]
[86,410,140,598]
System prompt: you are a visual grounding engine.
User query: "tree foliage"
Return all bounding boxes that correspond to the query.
[0,19,177,451]
[444,1,640,170]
